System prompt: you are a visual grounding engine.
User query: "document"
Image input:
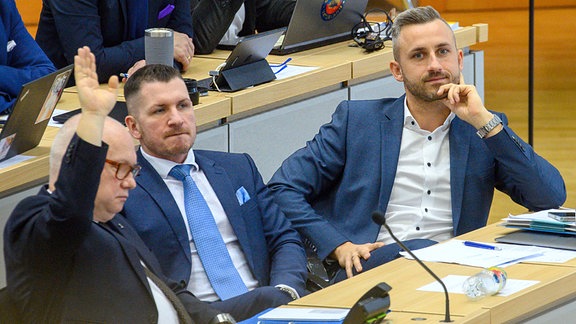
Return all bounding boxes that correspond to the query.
[256,307,348,324]
[417,275,539,297]
[271,65,319,80]
[400,239,543,268]
[502,209,576,234]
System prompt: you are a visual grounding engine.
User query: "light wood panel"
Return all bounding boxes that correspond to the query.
[437,8,576,225]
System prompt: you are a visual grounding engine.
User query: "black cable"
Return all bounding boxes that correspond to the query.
[351,8,393,52]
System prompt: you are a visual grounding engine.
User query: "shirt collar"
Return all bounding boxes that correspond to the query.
[403,97,455,133]
[140,147,199,179]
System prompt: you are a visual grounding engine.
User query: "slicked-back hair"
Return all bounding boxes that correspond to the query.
[391,6,453,60]
[123,64,183,114]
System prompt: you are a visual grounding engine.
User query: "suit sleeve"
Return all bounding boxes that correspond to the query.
[173,284,221,322]
[190,0,244,54]
[7,136,106,268]
[268,101,352,261]
[485,112,566,210]
[244,153,308,296]
[0,0,55,113]
[41,0,193,83]
[254,0,295,32]
[42,0,144,83]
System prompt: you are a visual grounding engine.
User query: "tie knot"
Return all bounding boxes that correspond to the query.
[169,164,192,181]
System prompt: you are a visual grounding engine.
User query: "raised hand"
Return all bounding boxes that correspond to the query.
[74,46,119,117]
[73,46,120,146]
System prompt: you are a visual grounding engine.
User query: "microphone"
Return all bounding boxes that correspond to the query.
[372,211,452,323]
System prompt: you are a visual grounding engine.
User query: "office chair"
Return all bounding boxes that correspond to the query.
[303,240,334,292]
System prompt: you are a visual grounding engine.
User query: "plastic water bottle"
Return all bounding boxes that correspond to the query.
[462,267,507,300]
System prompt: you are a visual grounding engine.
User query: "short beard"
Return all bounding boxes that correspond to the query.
[404,72,458,102]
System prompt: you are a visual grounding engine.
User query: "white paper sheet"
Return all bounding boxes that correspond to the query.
[417,274,539,297]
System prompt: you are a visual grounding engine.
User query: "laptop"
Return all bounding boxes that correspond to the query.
[495,230,576,251]
[271,0,369,55]
[199,28,286,92]
[52,101,128,126]
[0,64,73,162]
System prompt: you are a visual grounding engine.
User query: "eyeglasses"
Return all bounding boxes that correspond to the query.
[105,159,141,180]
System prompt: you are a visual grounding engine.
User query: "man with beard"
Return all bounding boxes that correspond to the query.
[120,64,307,321]
[268,6,566,283]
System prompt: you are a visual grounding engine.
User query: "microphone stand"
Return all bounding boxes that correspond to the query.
[372,212,452,322]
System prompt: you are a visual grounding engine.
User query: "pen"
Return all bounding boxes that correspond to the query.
[120,73,129,79]
[270,57,292,67]
[463,241,501,251]
[274,64,288,74]
[158,4,175,20]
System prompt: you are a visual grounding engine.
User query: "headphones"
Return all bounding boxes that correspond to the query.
[351,8,393,52]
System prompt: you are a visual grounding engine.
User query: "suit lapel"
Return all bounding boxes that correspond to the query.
[96,220,150,289]
[137,150,192,263]
[449,118,472,235]
[194,153,252,265]
[378,97,406,212]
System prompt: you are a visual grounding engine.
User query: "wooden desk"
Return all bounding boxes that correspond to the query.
[0,24,488,288]
[291,224,576,323]
[278,305,491,324]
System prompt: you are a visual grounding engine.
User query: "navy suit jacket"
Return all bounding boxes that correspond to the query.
[269,96,567,260]
[122,149,308,297]
[3,136,219,323]
[0,0,55,113]
[36,0,193,83]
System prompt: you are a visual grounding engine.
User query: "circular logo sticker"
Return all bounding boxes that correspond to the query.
[321,0,345,21]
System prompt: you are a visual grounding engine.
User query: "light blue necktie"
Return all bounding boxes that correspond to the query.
[169,164,248,300]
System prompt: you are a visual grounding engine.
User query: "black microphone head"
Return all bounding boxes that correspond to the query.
[371,211,386,226]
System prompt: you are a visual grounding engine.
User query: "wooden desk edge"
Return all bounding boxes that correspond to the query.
[473,23,489,43]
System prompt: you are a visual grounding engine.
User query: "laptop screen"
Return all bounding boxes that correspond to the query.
[272,0,368,54]
[0,64,73,162]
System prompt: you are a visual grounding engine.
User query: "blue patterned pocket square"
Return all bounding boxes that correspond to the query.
[235,186,251,205]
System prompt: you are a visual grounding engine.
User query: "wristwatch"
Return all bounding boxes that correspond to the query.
[209,313,236,324]
[277,285,299,300]
[476,114,502,138]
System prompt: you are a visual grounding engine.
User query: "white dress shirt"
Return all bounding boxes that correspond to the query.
[141,261,179,324]
[377,100,454,244]
[219,4,246,46]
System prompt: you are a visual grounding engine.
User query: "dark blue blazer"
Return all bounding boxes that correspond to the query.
[0,0,55,113]
[269,96,567,260]
[36,0,193,83]
[122,149,308,297]
[3,136,218,323]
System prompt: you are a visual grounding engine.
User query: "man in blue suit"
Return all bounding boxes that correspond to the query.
[36,0,195,83]
[3,47,224,323]
[0,0,55,114]
[121,64,308,321]
[268,6,566,283]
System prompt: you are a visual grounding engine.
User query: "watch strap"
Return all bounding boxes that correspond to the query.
[476,114,502,138]
[209,313,237,324]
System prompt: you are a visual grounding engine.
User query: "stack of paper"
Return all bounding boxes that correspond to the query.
[502,209,576,235]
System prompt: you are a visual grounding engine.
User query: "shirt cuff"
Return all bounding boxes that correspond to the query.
[275,284,300,300]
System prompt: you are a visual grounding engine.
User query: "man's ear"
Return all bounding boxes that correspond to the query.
[124,115,141,140]
[390,60,403,82]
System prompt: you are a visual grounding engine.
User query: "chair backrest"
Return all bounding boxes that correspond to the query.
[0,287,21,323]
